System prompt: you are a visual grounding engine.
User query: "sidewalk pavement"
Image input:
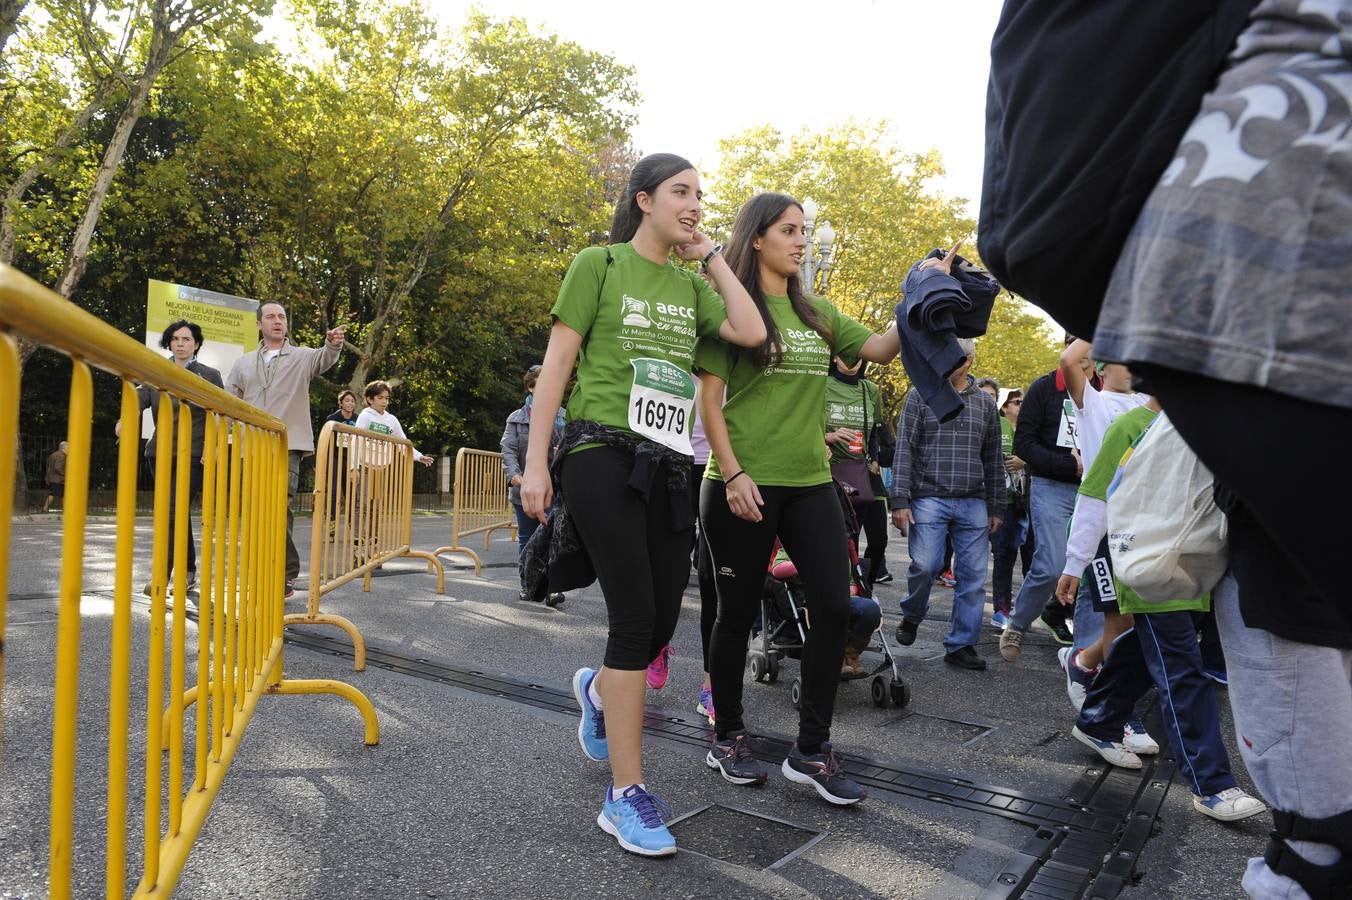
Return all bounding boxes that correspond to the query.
[1,514,1265,898]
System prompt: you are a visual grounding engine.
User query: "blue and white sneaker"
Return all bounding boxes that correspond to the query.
[572,667,607,761]
[597,785,677,856]
[990,610,1011,630]
[1202,668,1229,687]
[1059,647,1098,712]
[1193,786,1265,822]
[1072,725,1142,769]
[1122,719,1160,755]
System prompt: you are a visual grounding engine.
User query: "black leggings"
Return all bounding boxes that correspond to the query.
[857,499,887,588]
[562,446,692,670]
[701,479,850,750]
[691,463,718,672]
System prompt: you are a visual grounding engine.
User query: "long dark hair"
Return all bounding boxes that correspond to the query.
[609,153,696,245]
[723,192,833,369]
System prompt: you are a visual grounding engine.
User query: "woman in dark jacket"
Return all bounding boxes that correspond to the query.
[118,319,224,596]
[501,365,564,604]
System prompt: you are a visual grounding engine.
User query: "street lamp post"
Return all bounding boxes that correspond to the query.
[799,197,837,294]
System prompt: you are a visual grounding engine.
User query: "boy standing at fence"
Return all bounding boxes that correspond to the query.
[225,301,344,599]
[351,381,433,567]
[353,381,434,468]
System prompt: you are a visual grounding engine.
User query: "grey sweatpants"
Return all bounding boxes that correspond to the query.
[1213,574,1352,899]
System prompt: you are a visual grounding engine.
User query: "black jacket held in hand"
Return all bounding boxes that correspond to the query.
[978,0,1258,338]
[896,250,1001,424]
[1013,369,1080,485]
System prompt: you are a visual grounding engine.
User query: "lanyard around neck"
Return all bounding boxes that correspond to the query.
[256,341,286,403]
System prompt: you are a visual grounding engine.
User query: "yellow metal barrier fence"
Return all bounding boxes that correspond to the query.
[432,447,517,576]
[0,264,379,899]
[287,420,445,669]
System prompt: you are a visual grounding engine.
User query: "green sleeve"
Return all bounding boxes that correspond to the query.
[692,272,729,338]
[821,299,873,365]
[1079,423,1135,501]
[550,246,609,337]
[693,334,734,382]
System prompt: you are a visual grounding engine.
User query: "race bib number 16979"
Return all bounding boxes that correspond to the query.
[628,357,696,455]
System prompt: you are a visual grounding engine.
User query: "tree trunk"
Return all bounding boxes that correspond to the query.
[54,62,160,298]
[12,435,26,515]
[0,0,26,61]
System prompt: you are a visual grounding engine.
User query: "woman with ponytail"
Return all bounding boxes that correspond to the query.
[696,192,899,805]
[520,153,764,857]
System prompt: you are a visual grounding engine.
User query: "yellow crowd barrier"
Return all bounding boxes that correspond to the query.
[0,264,379,899]
[287,421,445,669]
[432,447,517,576]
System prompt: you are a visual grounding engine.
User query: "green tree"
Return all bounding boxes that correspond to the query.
[705,121,1059,420]
[5,1,640,469]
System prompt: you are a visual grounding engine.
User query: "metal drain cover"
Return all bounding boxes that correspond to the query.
[667,804,824,870]
[889,711,994,745]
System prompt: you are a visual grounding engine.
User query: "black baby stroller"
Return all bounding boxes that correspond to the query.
[746,480,911,709]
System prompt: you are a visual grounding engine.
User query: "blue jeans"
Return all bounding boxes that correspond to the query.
[513,503,539,557]
[901,496,990,653]
[1009,478,1104,650]
[849,595,882,643]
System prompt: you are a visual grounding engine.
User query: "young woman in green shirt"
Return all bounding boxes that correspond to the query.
[696,192,900,804]
[519,153,765,857]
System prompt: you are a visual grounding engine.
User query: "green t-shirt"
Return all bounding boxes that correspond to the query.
[1000,417,1014,455]
[551,243,728,442]
[824,377,882,465]
[695,294,872,487]
[1081,405,1208,614]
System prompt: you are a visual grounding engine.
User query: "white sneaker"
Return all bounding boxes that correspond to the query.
[1193,787,1266,822]
[1072,726,1143,769]
[1122,720,1159,755]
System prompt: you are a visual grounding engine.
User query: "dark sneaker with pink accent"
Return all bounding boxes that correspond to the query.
[782,743,866,805]
[706,731,767,786]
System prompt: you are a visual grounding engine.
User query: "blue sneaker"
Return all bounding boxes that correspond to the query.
[990,610,1011,630]
[597,785,677,856]
[1203,668,1228,687]
[572,667,607,761]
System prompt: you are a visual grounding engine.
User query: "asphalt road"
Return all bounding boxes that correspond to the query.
[1,514,1266,898]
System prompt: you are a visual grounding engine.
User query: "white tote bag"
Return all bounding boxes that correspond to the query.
[1106,412,1228,600]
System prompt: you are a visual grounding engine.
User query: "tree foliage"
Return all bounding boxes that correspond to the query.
[3,0,637,457]
[704,122,1058,420]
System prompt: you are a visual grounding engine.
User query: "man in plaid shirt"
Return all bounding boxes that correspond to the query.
[889,338,1005,670]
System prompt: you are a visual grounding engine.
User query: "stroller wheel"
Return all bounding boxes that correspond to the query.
[870,676,887,708]
[890,678,911,709]
[749,651,768,683]
[766,652,780,684]
[790,677,802,710]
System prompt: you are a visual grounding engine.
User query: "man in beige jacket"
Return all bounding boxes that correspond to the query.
[226,301,345,596]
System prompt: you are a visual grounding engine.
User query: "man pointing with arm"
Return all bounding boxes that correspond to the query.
[226,301,344,598]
